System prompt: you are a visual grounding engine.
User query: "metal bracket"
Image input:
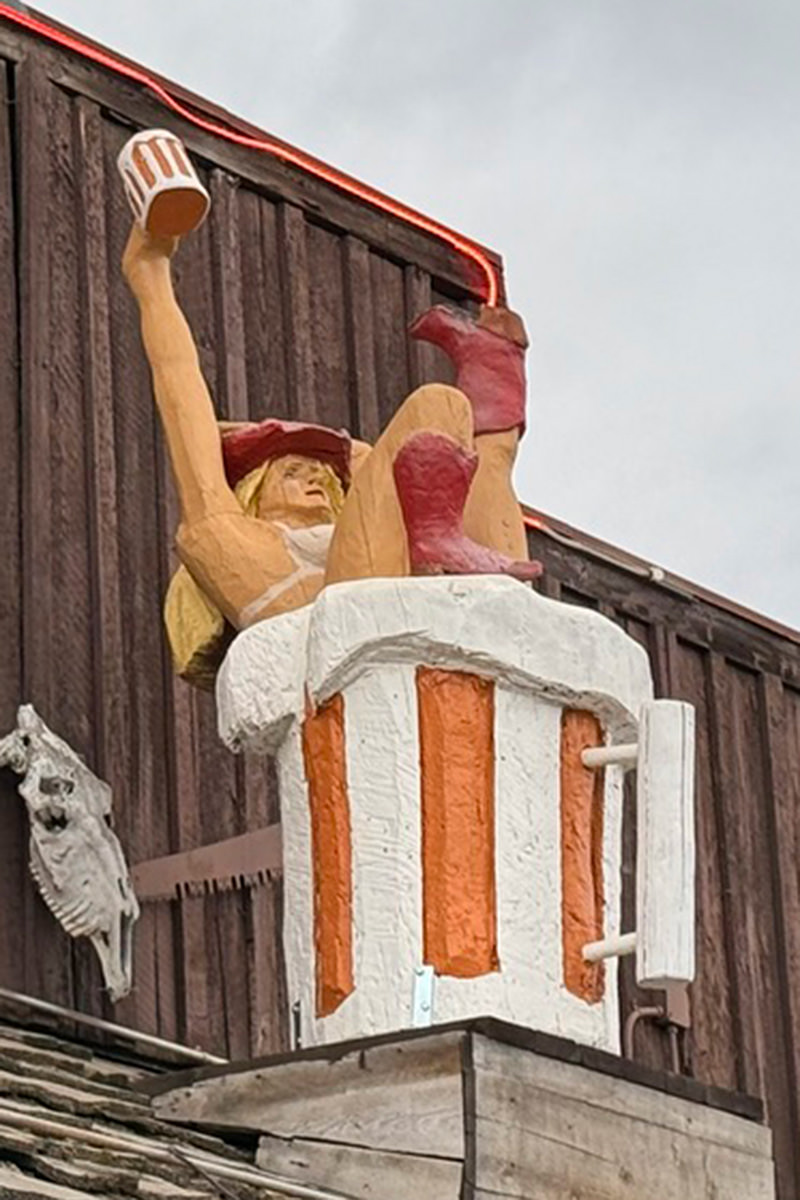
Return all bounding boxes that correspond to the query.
[291,1000,303,1050]
[412,965,435,1027]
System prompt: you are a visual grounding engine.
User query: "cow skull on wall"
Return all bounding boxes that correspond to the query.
[0,705,139,1001]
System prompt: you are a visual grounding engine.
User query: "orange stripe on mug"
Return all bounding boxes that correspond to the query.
[560,710,605,1003]
[417,668,498,978]
[302,694,354,1018]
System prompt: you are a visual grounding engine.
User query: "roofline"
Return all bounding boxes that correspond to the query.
[523,505,800,647]
[3,7,788,643]
[142,1014,763,1125]
[0,3,505,297]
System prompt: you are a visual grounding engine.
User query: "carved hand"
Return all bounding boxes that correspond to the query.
[122,222,179,295]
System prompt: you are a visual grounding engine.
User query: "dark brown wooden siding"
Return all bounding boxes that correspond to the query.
[0,23,465,1059]
[0,17,797,1200]
[529,522,800,1200]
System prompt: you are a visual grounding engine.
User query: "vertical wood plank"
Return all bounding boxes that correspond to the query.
[74,97,131,1022]
[0,57,25,992]
[670,640,738,1089]
[207,167,253,1059]
[704,653,758,1095]
[758,674,800,1193]
[209,169,248,422]
[45,81,103,1021]
[245,756,289,1055]
[407,271,459,389]
[18,56,54,731]
[341,236,380,443]
[102,115,179,1041]
[17,54,74,1009]
[403,265,435,388]
[535,572,562,601]
[705,653,796,1200]
[429,287,461,385]
[215,186,289,1046]
[649,625,677,698]
[277,202,315,422]
[237,190,290,422]
[45,81,104,1016]
[370,253,410,428]
[306,223,349,432]
[167,203,224,1053]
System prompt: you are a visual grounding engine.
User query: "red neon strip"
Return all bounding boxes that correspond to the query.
[0,4,499,305]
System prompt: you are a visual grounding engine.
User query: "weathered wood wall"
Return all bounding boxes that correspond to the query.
[530,519,800,1200]
[0,15,797,1200]
[0,22,470,1061]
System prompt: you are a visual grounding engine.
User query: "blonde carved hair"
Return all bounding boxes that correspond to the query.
[164,455,343,689]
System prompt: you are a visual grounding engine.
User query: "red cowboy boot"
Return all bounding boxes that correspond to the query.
[408,304,529,436]
[392,430,542,581]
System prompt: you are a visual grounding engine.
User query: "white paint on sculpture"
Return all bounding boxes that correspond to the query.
[636,699,696,988]
[217,578,654,747]
[217,577,665,1052]
[304,577,652,735]
[274,722,315,1049]
[117,129,210,237]
[217,606,310,755]
[428,697,575,1038]
[304,665,422,1047]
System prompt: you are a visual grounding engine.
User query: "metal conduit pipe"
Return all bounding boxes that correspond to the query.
[623,1003,684,1075]
[0,1105,355,1200]
[0,987,227,1065]
[623,1005,665,1061]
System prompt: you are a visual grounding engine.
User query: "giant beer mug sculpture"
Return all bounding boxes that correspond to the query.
[118,128,210,238]
[120,130,696,1052]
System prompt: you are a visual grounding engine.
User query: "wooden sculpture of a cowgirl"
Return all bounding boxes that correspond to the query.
[120,133,540,688]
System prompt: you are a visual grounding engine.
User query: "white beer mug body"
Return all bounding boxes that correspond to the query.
[117,129,210,237]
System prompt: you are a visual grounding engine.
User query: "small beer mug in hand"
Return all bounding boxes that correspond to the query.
[117,129,210,238]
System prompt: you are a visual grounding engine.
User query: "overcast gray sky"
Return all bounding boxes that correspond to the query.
[43,0,800,626]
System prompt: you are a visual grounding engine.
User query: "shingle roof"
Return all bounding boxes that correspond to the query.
[0,1017,333,1199]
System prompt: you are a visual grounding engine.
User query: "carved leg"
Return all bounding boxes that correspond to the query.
[325,384,535,585]
[409,302,531,560]
[465,429,529,560]
[392,430,541,580]
[324,384,473,584]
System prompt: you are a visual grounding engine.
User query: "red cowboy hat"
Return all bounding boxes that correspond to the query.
[220,419,352,489]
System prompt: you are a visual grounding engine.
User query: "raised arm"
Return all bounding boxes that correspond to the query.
[122,224,238,527]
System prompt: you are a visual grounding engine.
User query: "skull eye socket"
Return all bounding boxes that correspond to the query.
[40,777,75,797]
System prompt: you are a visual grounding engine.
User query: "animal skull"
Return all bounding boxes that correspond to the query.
[0,705,139,1001]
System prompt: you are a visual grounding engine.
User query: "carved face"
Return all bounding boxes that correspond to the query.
[256,455,336,524]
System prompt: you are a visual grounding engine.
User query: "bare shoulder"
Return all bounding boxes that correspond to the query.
[350,439,372,479]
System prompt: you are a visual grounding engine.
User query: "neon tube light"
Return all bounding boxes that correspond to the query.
[0,4,500,305]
